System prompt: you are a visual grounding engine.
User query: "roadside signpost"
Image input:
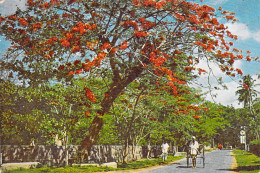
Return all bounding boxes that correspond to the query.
[240,129,246,151]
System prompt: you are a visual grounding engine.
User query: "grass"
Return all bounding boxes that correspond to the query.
[233,149,260,173]
[3,155,184,173]
[117,155,184,170]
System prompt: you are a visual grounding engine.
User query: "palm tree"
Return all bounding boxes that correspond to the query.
[236,75,259,110]
[236,74,260,140]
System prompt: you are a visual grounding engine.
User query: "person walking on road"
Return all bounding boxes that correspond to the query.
[218,144,223,150]
[161,142,169,161]
[189,136,199,168]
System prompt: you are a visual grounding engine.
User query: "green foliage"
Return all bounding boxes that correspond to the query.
[233,150,260,173]
[249,140,260,145]
[0,78,94,145]
[117,155,184,169]
[6,165,116,173]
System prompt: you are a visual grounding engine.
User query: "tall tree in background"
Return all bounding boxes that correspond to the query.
[236,75,259,111]
[236,74,259,140]
[0,0,257,159]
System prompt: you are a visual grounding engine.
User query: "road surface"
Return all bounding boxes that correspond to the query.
[116,150,237,173]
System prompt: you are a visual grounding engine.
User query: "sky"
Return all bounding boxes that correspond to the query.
[194,0,260,108]
[0,0,259,108]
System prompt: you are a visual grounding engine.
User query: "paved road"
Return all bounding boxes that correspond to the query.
[133,150,236,173]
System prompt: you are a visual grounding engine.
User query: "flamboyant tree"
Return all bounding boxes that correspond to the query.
[0,0,258,159]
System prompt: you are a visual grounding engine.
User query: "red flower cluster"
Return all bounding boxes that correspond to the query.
[155,0,166,9]
[60,38,70,47]
[236,68,243,75]
[167,82,178,96]
[194,41,207,50]
[120,41,128,49]
[121,21,139,31]
[84,111,91,118]
[97,52,107,60]
[32,23,42,30]
[45,37,58,44]
[138,18,155,30]
[19,18,28,27]
[50,0,60,5]
[62,13,70,18]
[111,48,117,54]
[85,88,96,103]
[243,83,249,90]
[58,65,65,70]
[100,43,111,50]
[149,56,165,67]
[193,115,201,119]
[132,0,141,6]
[27,0,35,6]
[71,22,96,35]
[72,45,80,53]
[143,0,156,7]
[75,69,83,74]
[43,2,50,9]
[185,66,195,72]
[74,60,81,65]
[134,31,148,38]
[8,15,17,21]
[67,71,74,76]
[198,68,207,75]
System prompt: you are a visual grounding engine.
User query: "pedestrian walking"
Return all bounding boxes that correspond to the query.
[161,142,169,161]
[147,143,152,159]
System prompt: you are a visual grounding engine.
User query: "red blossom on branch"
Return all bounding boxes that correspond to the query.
[85,88,96,103]
[32,23,42,30]
[19,18,28,27]
[236,68,243,75]
[120,41,128,49]
[67,71,74,76]
[100,43,111,50]
[134,31,148,38]
[243,83,249,90]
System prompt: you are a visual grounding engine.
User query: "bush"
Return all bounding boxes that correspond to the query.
[249,140,260,157]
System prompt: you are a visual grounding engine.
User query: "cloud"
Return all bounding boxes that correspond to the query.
[225,22,251,40]
[194,58,242,81]
[225,22,260,42]
[253,29,260,42]
[191,58,252,108]
[200,74,260,108]
[0,0,26,16]
[209,0,228,5]
[205,80,242,108]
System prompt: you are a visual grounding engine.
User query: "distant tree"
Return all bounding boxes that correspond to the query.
[236,75,259,110]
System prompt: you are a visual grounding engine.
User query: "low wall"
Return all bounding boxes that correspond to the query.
[0,145,166,165]
[0,145,78,166]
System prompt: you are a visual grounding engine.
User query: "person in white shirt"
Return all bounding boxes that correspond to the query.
[189,136,199,168]
[161,142,169,161]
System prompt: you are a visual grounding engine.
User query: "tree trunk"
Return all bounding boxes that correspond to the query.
[122,138,129,164]
[80,65,144,162]
[79,116,104,162]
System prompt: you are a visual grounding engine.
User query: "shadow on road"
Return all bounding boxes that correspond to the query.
[176,166,192,168]
[217,165,260,172]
